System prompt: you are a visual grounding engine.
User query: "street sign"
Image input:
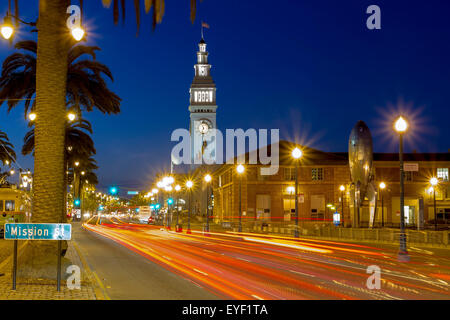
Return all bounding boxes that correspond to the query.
[333,212,341,226]
[4,223,72,240]
[127,191,139,195]
[404,163,419,172]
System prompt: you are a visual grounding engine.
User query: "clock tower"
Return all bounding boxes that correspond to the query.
[189,37,217,165]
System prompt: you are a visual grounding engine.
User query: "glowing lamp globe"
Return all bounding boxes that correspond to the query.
[291,147,303,159]
[71,27,85,41]
[394,116,408,133]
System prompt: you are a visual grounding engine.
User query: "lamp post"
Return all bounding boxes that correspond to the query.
[175,184,181,230]
[165,185,173,230]
[204,174,212,233]
[291,147,303,237]
[186,180,193,234]
[379,182,386,227]
[394,116,409,262]
[236,164,245,232]
[339,185,345,227]
[430,177,439,231]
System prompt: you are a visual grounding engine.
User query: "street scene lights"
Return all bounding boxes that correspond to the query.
[186,180,194,234]
[204,174,212,233]
[67,112,76,122]
[0,15,13,40]
[236,164,245,232]
[28,112,36,121]
[379,182,386,227]
[71,26,85,41]
[339,185,345,227]
[430,177,439,231]
[394,116,409,262]
[291,147,303,237]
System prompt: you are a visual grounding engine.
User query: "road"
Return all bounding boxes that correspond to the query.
[75,216,450,300]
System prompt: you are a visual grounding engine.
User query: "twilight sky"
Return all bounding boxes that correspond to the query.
[0,0,449,193]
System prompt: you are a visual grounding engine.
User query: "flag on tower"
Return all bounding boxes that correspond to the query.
[202,21,210,29]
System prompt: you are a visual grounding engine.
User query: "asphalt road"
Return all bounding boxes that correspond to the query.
[72,222,218,299]
[76,217,450,300]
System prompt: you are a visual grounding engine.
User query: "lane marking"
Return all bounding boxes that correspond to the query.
[289,270,316,277]
[193,268,208,276]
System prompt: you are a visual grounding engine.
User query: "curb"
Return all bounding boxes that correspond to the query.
[72,241,110,300]
[0,241,28,273]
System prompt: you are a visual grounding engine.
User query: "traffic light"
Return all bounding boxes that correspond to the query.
[155,204,160,209]
[74,199,81,208]
[167,198,173,205]
[109,186,118,195]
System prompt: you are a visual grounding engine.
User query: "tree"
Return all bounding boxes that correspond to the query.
[0,40,121,117]
[0,129,16,184]
[4,0,199,278]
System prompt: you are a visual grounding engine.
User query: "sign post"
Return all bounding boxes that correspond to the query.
[4,223,72,290]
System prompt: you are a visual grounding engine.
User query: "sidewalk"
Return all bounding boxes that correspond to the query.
[0,239,97,300]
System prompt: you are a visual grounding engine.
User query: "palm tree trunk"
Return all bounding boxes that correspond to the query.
[19,0,71,279]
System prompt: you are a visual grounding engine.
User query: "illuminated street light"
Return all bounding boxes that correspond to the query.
[291,147,303,160]
[186,180,194,233]
[175,185,181,192]
[81,171,85,176]
[152,188,159,194]
[236,165,245,232]
[430,177,439,231]
[28,112,36,121]
[71,26,85,41]
[68,112,76,122]
[394,116,408,133]
[286,186,295,194]
[291,147,303,237]
[379,182,386,227]
[339,185,345,227]
[394,116,409,262]
[204,174,212,233]
[10,169,15,175]
[157,181,163,188]
[74,161,80,167]
[0,15,14,40]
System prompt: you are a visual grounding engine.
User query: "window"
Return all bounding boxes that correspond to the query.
[0,200,3,211]
[5,200,15,211]
[284,167,295,181]
[311,168,324,181]
[437,168,449,181]
[404,171,413,182]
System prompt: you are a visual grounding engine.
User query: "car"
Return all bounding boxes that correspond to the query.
[147,216,154,224]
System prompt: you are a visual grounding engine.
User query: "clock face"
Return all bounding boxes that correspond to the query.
[199,66,206,76]
[198,122,209,134]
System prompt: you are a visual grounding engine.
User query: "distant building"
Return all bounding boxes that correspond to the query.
[209,140,450,228]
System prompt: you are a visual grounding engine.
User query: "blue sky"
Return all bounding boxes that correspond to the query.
[1,0,449,192]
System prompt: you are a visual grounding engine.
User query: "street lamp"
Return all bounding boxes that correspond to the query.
[0,15,13,40]
[291,147,303,237]
[174,184,181,231]
[379,182,386,227]
[28,112,36,121]
[164,185,173,229]
[67,112,76,122]
[204,174,212,233]
[394,116,409,262]
[186,180,194,234]
[236,164,245,232]
[339,185,345,227]
[430,177,439,231]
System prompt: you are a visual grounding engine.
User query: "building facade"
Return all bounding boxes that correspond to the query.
[211,141,450,228]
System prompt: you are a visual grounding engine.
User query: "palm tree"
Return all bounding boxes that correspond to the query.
[21,119,96,164]
[0,129,16,165]
[0,129,16,185]
[4,0,198,278]
[0,40,121,117]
